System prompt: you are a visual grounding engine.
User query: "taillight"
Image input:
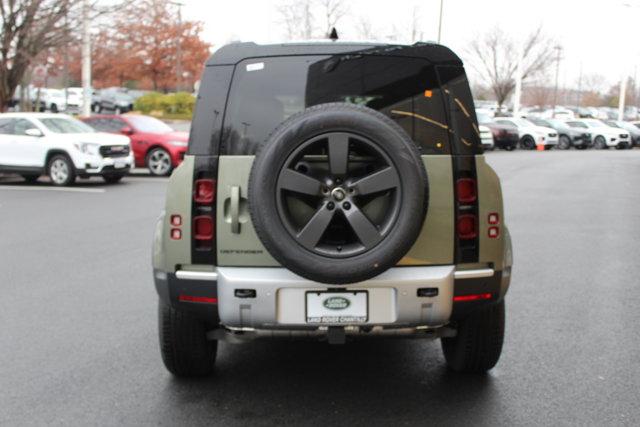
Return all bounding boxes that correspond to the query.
[453,293,492,302]
[457,214,477,239]
[193,215,214,241]
[194,179,215,204]
[456,178,476,203]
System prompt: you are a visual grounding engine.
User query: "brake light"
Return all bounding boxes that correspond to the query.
[456,178,476,203]
[488,212,499,224]
[194,179,215,204]
[457,214,477,239]
[193,215,214,240]
[453,293,492,302]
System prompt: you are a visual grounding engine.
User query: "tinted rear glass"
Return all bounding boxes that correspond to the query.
[221,55,458,155]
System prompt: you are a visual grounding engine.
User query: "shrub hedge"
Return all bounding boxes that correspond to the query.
[134,92,195,116]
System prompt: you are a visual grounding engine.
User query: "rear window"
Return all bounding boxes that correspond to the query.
[221,55,468,155]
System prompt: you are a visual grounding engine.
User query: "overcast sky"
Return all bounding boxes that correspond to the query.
[182,0,639,91]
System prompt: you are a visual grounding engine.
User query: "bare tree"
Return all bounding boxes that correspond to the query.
[318,0,347,38]
[465,26,555,109]
[277,0,347,40]
[356,17,375,40]
[277,0,313,40]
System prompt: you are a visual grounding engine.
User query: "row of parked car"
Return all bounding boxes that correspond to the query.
[8,86,142,115]
[0,112,187,186]
[476,110,639,151]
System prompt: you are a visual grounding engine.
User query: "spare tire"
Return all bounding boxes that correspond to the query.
[248,103,428,284]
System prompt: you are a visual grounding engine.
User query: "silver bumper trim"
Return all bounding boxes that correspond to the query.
[453,268,494,280]
[216,266,455,329]
[175,270,218,281]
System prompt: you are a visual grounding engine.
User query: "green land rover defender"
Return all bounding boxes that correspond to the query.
[152,41,513,377]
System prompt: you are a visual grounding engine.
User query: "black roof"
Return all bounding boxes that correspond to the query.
[206,41,463,67]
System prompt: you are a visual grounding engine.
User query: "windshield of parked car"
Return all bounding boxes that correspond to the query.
[585,120,606,128]
[126,115,173,133]
[476,112,492,124]
[39,117,95,134]
[530,118,550,127]
[512,118,535,127]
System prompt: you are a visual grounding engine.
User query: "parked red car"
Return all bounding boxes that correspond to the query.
[81,114,188,176]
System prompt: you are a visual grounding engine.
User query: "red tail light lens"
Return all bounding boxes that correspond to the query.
[453,293,492,302]
[193,216,214,240]
[457,214,477,239]
[488,212,499,224]
[456,178,477,203]
[170,228,182,240]
[194,179,215,204]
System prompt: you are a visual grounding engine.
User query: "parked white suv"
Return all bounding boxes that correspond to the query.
[565,119,631,149]
[494,117,558,150]
[0,113,134,185]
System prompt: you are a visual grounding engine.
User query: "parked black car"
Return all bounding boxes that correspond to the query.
[528,117,591,149]
[477,111,519,150]
[95,88,134,114]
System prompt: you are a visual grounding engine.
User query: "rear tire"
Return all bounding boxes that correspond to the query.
[441,300,505,373]
[158,301,217,377]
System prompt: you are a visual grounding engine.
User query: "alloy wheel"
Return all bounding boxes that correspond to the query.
[275,132,401,258]
[50,159,69,185]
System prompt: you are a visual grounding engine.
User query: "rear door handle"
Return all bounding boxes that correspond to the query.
[230,185,240,234]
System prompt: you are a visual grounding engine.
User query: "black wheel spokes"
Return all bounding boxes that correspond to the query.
[297,203,335,248]
[327,132,350,176]
[342,204,383,249]
[279,168,324,196]
[277,132,401,257]
[350,166,399,196]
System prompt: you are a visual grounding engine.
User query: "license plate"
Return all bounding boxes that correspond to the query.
[114,160,126,169]
[306,291,368,324]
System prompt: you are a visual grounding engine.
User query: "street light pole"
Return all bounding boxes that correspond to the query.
[551,45,562,118]
[169,1,185,92]
[81,0,92,117]
[618,76,627,121]
[437,0,444,43]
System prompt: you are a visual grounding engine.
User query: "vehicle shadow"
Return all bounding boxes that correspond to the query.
[155,340,503,425]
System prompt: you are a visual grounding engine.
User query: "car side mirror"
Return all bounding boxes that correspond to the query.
[25,128,43,137]
[120,126,134,136]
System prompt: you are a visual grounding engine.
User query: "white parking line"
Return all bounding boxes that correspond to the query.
[0,185,106,193]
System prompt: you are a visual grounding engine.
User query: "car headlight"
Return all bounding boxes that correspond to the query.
[169,140,188,147]
[74,142,101,155]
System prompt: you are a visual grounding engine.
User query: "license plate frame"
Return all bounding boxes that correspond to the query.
[305,290,368,324]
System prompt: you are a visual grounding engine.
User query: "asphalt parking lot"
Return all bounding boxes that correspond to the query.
[1,150,639,426]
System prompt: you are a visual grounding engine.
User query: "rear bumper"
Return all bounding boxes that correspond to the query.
[154,265,509,332]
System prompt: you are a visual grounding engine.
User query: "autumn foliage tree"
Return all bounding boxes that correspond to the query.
[92,0,210,91]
